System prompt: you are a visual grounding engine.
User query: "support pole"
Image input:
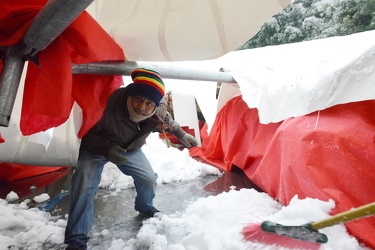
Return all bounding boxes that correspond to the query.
[72,61,236,83]
[21,0,94,56]
[0,46,25,126]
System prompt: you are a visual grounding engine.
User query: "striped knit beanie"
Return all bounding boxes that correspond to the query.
[130,68,165,106]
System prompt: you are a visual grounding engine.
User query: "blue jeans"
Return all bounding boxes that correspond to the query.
[64,146,157,248]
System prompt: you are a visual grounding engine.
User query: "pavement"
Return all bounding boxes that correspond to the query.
[0,163,260,249]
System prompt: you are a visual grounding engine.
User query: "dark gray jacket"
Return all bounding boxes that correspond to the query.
[81,84,186,158]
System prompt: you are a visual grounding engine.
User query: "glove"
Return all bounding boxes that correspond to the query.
[107,145,128,165]
[178,133,198,148]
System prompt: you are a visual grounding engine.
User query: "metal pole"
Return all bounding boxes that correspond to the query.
[72,61,237,83]
[0,46,25,126]
[21,0,94,57]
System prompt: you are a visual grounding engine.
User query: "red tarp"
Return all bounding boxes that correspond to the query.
[0,163,68,182]
[191,96,375,249]
[0,0,125,140]
[0,164,70,200]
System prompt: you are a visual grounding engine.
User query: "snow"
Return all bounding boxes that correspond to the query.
[33,193,51,203]
[0,133,369,250]
[6,191,19,202]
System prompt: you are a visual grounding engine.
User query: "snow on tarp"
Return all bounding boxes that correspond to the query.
[190,96,375,249]
[216,29,375,124]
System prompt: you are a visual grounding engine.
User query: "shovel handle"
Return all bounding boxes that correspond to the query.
[162,130,171,148]
[311,201,375,230]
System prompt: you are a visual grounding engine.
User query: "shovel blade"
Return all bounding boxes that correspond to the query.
[261,221,328,243]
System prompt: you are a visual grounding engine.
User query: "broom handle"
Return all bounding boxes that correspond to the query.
[311,201,375,230]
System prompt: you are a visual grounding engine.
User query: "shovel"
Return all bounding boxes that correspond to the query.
[242,201,375,247]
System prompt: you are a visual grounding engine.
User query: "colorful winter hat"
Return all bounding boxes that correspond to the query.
[130,68,165,106]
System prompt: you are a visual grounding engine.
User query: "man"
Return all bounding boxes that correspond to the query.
[64,68,198,250]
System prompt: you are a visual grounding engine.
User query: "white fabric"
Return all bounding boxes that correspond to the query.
[86,0,290,61]
[217,82,241,114]
[164,78,217,136]
[171,91,201,147]
[0,63,80,166]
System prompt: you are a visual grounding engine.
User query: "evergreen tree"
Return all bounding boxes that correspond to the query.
[238,0,375,50]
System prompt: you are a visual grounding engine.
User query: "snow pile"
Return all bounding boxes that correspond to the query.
[107,190,365,250]
[0,199,66,249]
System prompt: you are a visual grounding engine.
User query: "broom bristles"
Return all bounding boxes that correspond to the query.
[242,222,321,249]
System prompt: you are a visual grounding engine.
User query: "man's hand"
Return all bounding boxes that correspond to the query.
[179,133,198,148]
[108,145,128,165]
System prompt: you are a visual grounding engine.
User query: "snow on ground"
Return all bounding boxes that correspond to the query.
[0,134,369,250]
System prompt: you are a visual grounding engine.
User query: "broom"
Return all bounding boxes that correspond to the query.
[242,201,375,249]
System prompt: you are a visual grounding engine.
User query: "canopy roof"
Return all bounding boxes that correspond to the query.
[86,0,290,61]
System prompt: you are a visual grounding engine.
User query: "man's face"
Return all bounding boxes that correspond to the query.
[130,96,156,116]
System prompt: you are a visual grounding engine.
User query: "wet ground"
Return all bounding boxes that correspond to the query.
[1,164,260,249]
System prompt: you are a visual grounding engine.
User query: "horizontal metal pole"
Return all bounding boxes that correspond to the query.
[21,0,94,56]
[72,61,237,83]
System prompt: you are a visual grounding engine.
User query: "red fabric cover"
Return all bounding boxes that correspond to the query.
[190,96,375,248]
[0,163,68,181]
[0,165,70,201]
[190,96,282,171]
[0,0,125,140]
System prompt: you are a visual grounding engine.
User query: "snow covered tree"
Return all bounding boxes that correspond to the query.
[239,0,375,49]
